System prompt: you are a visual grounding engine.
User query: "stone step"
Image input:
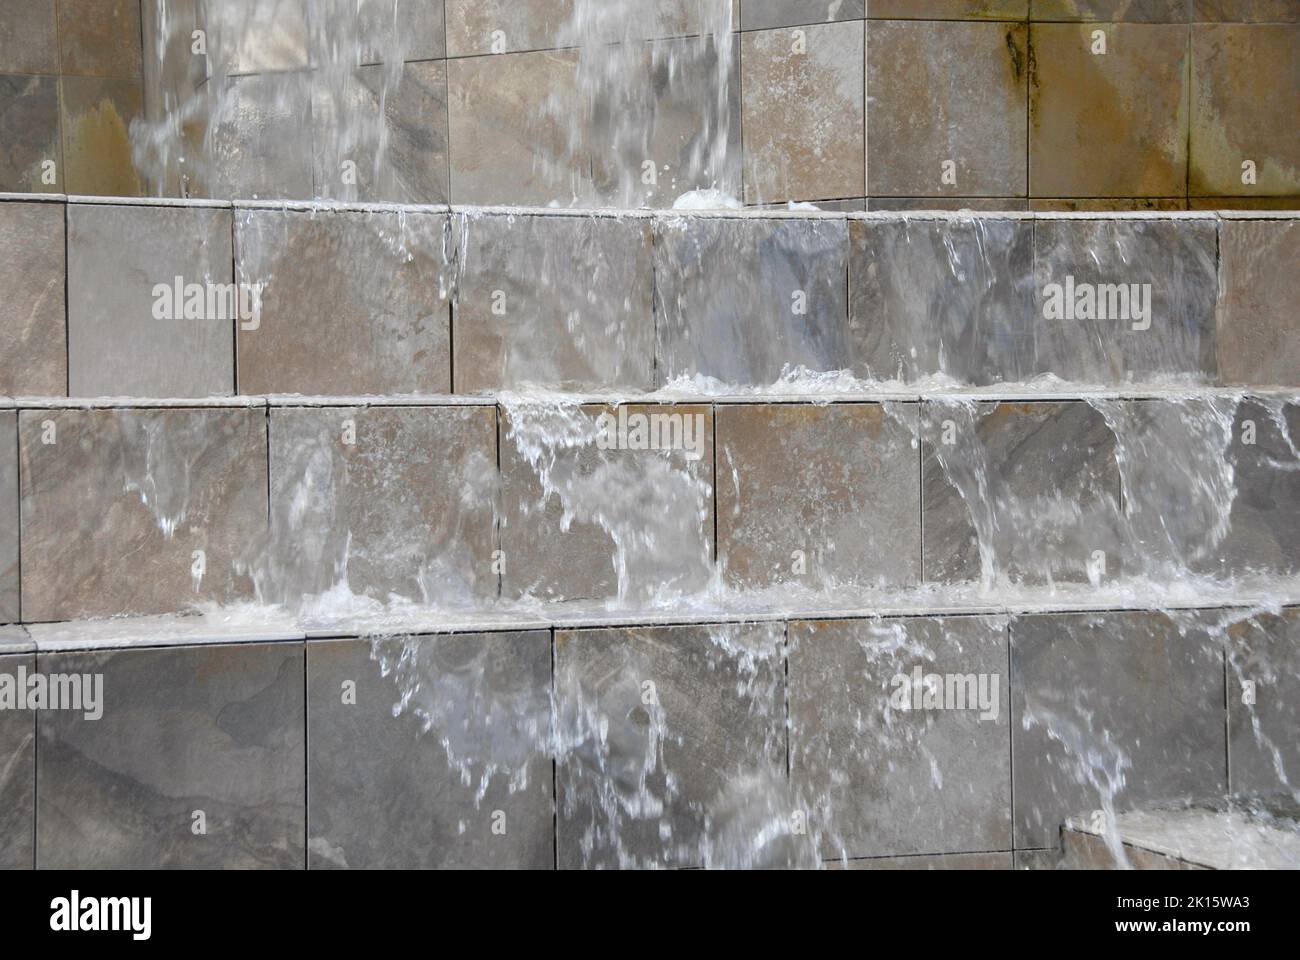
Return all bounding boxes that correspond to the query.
[2,392,1297,624]
[2,197,1297,398]
[1,601,1295,869]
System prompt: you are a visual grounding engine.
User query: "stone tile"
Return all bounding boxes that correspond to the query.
[555,622,788,869]
[1191,196,1300,209]
[444,0,573,56]
[848,217,1034,384]
[209,72,314,199]
[236,207,452,395]
[312,60,449,204]
[0,76,62,192]
[741,20,864,204]
[67,202,234,397]
[37,642,304,868]
[0,412,15,623]
[307,632,553,869]
[0,652,35,869]
[1206,397,1300,576]
[452,214,654,392]
[588,34,742,207]
[1031,1,1191,19]
[499,403,714,603]
[867,197,1028,211]
[757,197,864,211]
[790,616,1011,859]
[447,49,591,205]
[0,201,66,396]
[868,21,1028,198]
[716,403,920,590]
[1011,610,1227,849]
[57,0,142,77]
[1225,609,1300,796]
[1031,217,1218,382]
[200,0,310,75]
[654,215,850,385]
[266,406,497,608]
[742,0,865,31]
[833,852,1013,869]
[1190,25,1300,197]
[0,0,59,74]
[355,0,446,63]
[1217,219,1300,387]
[869,1,1029,16]
[18,407,267,621]
[1194,1,1300,22]
[921,401,1122,585]
[1060,829,1208,868]
[1030,197,1187,210]
[1029,23,1190,197]
[59,76,144,196]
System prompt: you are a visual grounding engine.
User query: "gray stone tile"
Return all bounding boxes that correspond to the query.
[921,401,1122,585]
[790,616,1011,859]
[452,213,654,393]
[209,72,314,200]
[867,20,1028,199]
[870,1,1029,15]
[1191,25,1300,197]
[0,411,16,624]
[588,34,741,207]
[57,0,142,78]
[0,201,65,396]
[18,407,267,621]
[0,625,29,653]
[199,0,310,75]
[1060,828,1208,868]
[832,852,1013,870]
[1031,217,1218,382]
[1194,1,1300,23]
[0,76,62,192]
[37,642,304,869]
[1225,609,1300,797]
[312,60,449,204]
[499,403,714,603]
[867,198,1028,211]
[447,49,591,205]
[67,202,234,397]
[0,652,34,869]
[1217,218,1300,386]
[1029,23,1190,197]
[0,0,58,74]
[235,207,452,395]
[1207,397,1300,577]
[848,217,1034,384]
[444,0,573,56]
[265,406,497,609]
[716,402,920,590]
[654,215,850,385]
[741,20,864,204]
[59,76,145,197]
[741,0,865,31]
[307,631,553,869]
[355,0,446,63]
[1011,610,1228,849]
[1032,1,1191,20]
[555,622,788,869]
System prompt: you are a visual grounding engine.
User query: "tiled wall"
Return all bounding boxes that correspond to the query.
[4,2,1297,207]
[0,0,145,195]
[2,605,1295,867]
[1,199,1297,398]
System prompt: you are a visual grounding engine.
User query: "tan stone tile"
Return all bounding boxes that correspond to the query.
[1194,1,1300,22]
[1029,22,1190,197]
[0,201,65,396]
[1190,24,1300,197]
[868,20,1028,198]
[444,0,574,57]
[57,0,142,78]
[1030,197,1186,209]
[870,1,1029,17]
[1031,0,1190,20]
[59,76,143,196]
[741,20,864,204]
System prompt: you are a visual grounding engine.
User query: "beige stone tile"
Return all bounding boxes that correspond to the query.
[1194,1,1300,22]
[57,0,142,78]
[1031,0,1190,20]
[59,76,144,196]
[870,1,1029,17]
[741,0,864,31]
